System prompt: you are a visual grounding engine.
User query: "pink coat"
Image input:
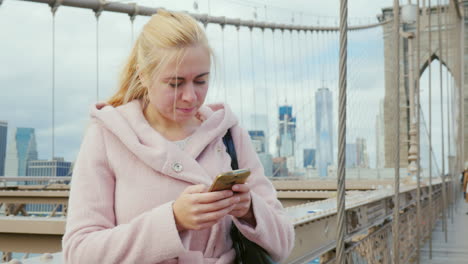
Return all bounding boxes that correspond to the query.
[62,100,295,264]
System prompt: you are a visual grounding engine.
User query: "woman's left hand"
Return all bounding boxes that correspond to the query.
[229,184,256,226]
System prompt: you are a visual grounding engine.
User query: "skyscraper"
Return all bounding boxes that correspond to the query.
[0,121,7,176]
[277,105,296,158]
[303,148,316,168]
[248,130,266,153]
[5,127,38,176]
[356,137,369,168]
[248,130,273,177]
[315,88,334,178]
[376,99,385,168]
[248,114,270,153]
[346,144,358,168]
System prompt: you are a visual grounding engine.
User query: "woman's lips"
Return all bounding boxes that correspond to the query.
[177,107,195,113]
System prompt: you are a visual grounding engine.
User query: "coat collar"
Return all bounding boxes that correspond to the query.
[90,100,238,185]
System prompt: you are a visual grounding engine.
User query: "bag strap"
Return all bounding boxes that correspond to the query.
[222,129,239,170]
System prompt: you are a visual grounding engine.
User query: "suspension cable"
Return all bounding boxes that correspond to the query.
[281,30,287,105]
[272,29,279,156]
[437,0,448,243]
[391,0,401,262]
[416,0,422,262]
[445,0,454,222]
[336,0,347,262]
[427,0,433,258]
[249,27,257,130]
[262,28,269,150]
[221,24,227,103]
[49,0,63,161]
[236,26,243,125]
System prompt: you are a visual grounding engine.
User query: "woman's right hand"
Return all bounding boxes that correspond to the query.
[172,184,240,232]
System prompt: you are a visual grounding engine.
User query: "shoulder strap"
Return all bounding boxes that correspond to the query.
[222,129,239,170]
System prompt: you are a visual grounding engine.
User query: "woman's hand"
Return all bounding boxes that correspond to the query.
[173,184,240,232]
[229,184,256,226]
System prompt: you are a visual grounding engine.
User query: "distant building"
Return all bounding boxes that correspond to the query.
[4,127,38,177]
[272,157,288,177]
[376,99,385,168]
[277,105,296,158]
[315,88,334,178]
[248,130,273,176]
[26,157,72,214]
[248,114,270,153]
[258,153,273,176]
[0,121,7,176]
[303,148,316,168]
[27,157,72,177]
[248,130,266,153]
[346,144,358,168]
[356,138,369,168]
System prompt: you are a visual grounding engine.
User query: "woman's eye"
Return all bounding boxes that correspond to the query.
[169,83,182,88]
[194,80,206,85]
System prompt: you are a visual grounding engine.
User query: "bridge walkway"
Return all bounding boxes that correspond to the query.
[420,198,468,264]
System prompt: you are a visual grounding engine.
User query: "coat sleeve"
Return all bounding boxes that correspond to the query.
[230,126,295,262]
[62,122,186,264]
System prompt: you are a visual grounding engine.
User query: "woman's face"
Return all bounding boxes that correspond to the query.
[147,45,210,124]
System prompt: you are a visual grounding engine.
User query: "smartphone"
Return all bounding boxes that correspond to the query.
[208,169,251,192]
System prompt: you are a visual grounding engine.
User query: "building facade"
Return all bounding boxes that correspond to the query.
[4,127,38,177]
[248,130,273,177]
[26,157,72,214]
[0,121,7,176]
[346,144,358,168]
[277,106,296,158]
[303,148,316,168]
[315,88,334,178]
[356,137,370,168]
[375,99,385,169]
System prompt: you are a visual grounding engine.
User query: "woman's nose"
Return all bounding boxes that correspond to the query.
[181,83,197,102]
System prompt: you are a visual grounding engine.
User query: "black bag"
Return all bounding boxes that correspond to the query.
[222,130,277,264]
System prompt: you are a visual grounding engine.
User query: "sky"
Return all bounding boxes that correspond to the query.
[0,0,456,173]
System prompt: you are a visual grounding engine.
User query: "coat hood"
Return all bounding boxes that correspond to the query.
[88,99,238,185]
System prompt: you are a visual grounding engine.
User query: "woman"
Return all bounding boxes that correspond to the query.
[62,10,295,264]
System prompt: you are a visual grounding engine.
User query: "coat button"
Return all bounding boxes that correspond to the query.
[217,145,224,152]
[172,162,183,173]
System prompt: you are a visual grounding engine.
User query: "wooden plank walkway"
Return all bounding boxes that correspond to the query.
[420,198,468,264]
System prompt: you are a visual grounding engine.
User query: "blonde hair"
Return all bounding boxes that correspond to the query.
[108,10,212,107]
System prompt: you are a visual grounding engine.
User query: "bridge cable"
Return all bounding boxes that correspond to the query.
[262,28,270,151]
[221,23,226,103]
[444,0,454,222]
[249,27,257,130]
[49,0,63,161]
[94,1,105,102]
[336,0,348,262]
[281,29,287,105]
[426,0,434,258]
[236,26,243,125]
[272,29,279,157]
[129,3,138,43]
[437,0,448,243]
[416,0,422,263]
[391,0,401,262]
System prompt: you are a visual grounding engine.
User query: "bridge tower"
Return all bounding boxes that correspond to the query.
[378,3,465,169]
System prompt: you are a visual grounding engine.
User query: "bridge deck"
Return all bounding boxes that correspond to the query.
[420,198,468,264]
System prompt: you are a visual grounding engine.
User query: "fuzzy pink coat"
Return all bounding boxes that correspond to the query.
[62,100,295,264]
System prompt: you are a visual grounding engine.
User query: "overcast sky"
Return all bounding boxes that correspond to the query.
[0,0,455,173]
